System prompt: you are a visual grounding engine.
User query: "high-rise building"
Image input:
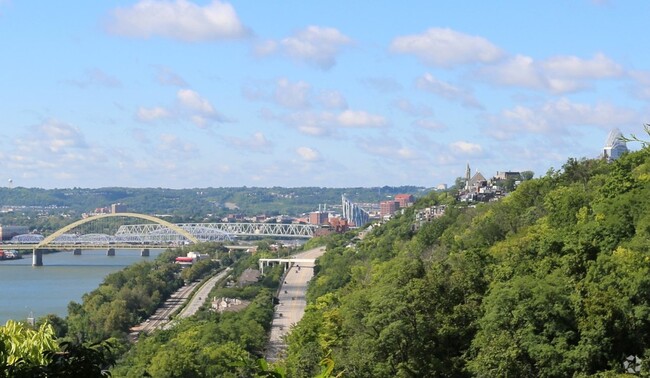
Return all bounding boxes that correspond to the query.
[341,195,369,227]
[603,128,628,162]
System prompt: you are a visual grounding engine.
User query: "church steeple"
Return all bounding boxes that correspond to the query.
[465,163,471,190]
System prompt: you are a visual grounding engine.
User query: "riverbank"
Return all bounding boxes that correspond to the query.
[0,249,162,324]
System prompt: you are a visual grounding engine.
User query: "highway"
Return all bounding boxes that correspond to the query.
[131,267,231,335]
[131,281,200,335]
[176,268,231,319]
[266,246,326,361]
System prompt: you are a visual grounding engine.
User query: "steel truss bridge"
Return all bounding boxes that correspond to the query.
[0,213,318,266]
[0,213,317,249]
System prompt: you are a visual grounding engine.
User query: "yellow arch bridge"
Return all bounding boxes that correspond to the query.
[1,213,318,266]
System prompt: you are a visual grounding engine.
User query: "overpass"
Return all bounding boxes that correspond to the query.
[1,213,319,266]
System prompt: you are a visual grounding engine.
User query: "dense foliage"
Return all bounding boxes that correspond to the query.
[0,320,114,377]
[111,259,283,377]
[283,147,650,376]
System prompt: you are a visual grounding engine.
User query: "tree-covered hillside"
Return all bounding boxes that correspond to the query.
[284,146,650,376]
[0,186,424,229]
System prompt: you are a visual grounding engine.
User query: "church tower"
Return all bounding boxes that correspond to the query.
[465,163,471,190]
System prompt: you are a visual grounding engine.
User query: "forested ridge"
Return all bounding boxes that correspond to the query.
[284,146,650,377]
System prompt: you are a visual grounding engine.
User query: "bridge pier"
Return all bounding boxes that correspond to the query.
[107,248,115,256]
[32,249,43,267]
[73,248,82,255]
[141,248,150,257]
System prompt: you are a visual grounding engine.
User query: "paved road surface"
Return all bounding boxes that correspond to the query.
[266,246,326,361]
[131,267,230,335]
[177,268,231,319]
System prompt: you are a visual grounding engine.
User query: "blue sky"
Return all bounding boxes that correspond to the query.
[1,1,648,189]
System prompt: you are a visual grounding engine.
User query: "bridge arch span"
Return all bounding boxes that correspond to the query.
[36,212,200,249]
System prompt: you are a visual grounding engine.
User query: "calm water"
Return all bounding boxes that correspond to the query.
[0,249,162,324]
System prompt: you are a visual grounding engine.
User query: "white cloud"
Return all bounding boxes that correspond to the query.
[357,138,420,161]
[318,90,348,110]
[479,53,624,94]
[157,133,198,159]
[390,27,503,67]
[450,140,483,155]
[176,89,228,126]
[177,89,215,113]
[296,146,321,161]
[107,0,249,41]
[337,110,388,128]
[265,108,388,136]
[280,26,353,70]
[416,73,482,108]
[485,98,640,140]
[136,106,172,122]
[274,78,311,109]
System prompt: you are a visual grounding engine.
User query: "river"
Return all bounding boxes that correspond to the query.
[0,249,162,325]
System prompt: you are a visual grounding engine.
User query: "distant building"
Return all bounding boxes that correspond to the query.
[394,194,415,208]
[0,225,29,241]
[603,128,628,162]
[436,183,448,191]
[341,195,370,227]
[111,203,127,213]
[494,171,521,181]
[309,211,329,225]
[380,200,399,217]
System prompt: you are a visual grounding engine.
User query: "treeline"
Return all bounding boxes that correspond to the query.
[282,146,650,376]
[0,185,424,222]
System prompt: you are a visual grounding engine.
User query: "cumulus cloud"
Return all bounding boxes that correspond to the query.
[157,133,198,159]
[6,119,106,182]
[106,0,249,41]
[273,78,311,109]
[318,90,348,110]
[279,26,353,70]
[450,140,483,156]
[177,89,228,126]
[485,98,639,140]
[264,108,388,136]
[337,110,388,128]
[357,137,420,161]
[134,88,228,127]
[136,106,172,122]
[416,73,482,108]
[225,131,273,152]
[296,146,321,161]
[479,53,624,94]
[390,27,503,67]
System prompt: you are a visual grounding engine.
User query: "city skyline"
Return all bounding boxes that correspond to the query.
[1,1,649,189]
